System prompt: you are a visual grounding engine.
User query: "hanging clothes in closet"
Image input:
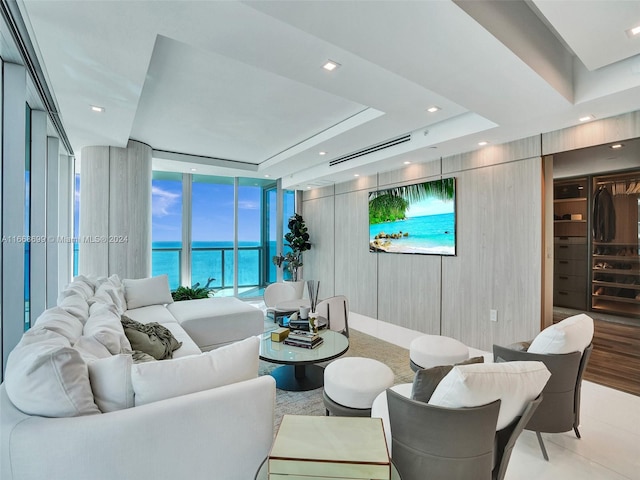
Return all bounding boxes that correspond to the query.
[593,185,616,242]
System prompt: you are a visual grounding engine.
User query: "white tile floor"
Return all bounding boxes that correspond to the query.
[346,312,640,480]
[506,380,640,479]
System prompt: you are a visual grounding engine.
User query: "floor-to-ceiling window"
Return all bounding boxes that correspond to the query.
[265,186,296,283]
[237,179,263,294]
[151,172,291,297]
[24,104,31,330]
[151,172,183,290]
[73,161,80,276]
[191,175,235,292]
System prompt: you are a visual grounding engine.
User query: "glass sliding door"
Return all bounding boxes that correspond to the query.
[191,175,235,292]
[150,171,295,297]
[151,172,183,290]
[237,179,266,296]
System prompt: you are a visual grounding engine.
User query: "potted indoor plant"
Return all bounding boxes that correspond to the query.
[171,277,216,301]
[273,213,311,295]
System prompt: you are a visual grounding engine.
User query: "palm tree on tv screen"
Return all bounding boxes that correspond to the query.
[369,178,454,225]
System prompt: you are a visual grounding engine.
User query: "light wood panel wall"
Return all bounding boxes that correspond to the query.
[301,189,335,301]
[334,188,378,319]
[303,136,545,351]
[80,140,151,279]
[441,158,543,349]
[542,110,640,155]
[79,146,110,275]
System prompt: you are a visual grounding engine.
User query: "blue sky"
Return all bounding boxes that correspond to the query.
[152,179,262,242]
[405,197,455,217]
[75,176,295,243]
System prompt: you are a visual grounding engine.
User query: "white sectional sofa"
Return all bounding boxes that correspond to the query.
[1,274,275,480]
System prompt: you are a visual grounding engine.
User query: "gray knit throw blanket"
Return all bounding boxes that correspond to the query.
[121,315,182,360]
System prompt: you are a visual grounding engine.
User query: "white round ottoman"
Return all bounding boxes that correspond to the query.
[323,357,395,417]
[409,335,469,371]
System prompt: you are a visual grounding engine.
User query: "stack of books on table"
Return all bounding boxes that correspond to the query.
[283,330,323,349]
[268,415,391,480]
[288,318,311,331]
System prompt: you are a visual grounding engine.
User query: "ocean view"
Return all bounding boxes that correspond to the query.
[152,241,279,290]
[369,212,455,255]
[73,241,280,290]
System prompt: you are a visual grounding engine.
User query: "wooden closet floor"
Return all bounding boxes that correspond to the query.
[553,307,640,397]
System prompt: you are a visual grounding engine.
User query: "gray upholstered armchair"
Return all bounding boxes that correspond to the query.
[492,343,593,461]
[387,389,542,480]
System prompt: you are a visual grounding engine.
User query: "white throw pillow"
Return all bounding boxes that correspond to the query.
[58,292,90,324]
[91,282,127,315]
[528,314,594,354]
[88,354,134,413]
[74,335,113,361]
[123,275,173,310]
[33,306,84,342]
[4,329,101,417]
[64,277,95,300]
[429,361,550,430]
[131,336,259,406]
[84,303,131,354]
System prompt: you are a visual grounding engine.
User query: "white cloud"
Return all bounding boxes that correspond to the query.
[238,200,260,210]
[152,186,180,217]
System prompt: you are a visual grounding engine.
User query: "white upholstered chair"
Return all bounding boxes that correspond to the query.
[263,282,297,322]
[315,295,349,338]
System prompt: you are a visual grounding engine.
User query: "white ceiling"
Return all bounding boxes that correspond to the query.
[17,0,640,189]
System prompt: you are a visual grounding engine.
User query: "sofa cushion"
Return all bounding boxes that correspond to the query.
[528,313,594,354]
[87,354,134,413]
[32,306,84,343]
[91,281,127,315]
[4,329,101,417]
[121,316,182,360]
[74,335,113,361]
[123,304,179,325]
[428,361,550,430]
[84,303,131,354]
[154,321,202,358]
[62,277,95,301]
[58,292,90,324]
[131,336,259,406]
[411,356,484,403]
[166,297,264,350]
[123,275,173,310]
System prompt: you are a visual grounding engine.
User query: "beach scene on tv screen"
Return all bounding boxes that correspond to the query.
[369,178,455,256]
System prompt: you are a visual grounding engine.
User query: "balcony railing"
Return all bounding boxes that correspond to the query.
[152,245,269,291]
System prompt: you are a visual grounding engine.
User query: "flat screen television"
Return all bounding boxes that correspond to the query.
[369,177,456,256]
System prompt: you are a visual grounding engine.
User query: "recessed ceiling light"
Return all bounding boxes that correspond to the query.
[426,106,440,113]
[319,151,327,156]
[264,174,270,178]
[354,174,360,177]
[626,25,640,37]
[90,105,105,113]
[404,161,411,165]
[307,186,311,189]
[579,115,594,122]
[190,168,197,172]
[478,141,489,146]
[610,143,624,149]
[322,60,341,71]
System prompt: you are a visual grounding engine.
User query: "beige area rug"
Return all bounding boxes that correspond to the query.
[259,324,415,431]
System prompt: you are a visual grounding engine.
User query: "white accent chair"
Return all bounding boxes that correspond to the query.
[315,295,349,338]
[263,282,298,323]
